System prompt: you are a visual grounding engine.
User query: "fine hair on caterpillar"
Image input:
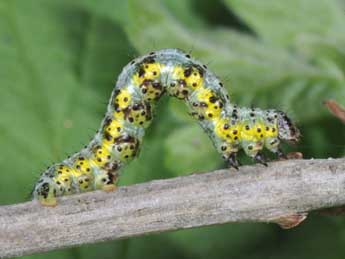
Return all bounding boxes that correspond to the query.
[32,48,300,207]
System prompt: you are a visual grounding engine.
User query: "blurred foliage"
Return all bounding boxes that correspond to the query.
[1,0,345,258]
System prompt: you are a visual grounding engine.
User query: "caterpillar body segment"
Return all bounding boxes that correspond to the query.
[33,49,300,206]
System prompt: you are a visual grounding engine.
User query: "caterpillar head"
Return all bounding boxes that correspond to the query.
[277,112,300,144]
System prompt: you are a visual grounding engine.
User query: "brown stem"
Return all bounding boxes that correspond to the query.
[1,158,345,258]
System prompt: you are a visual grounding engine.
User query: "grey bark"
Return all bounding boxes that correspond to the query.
[1,158,345,258]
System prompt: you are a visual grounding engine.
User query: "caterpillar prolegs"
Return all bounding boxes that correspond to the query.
[33,49,300,206]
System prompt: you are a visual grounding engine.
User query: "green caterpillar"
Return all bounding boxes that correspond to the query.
[33,49,300,206]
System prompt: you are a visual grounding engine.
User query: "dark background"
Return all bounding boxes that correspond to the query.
[1,0,345,258]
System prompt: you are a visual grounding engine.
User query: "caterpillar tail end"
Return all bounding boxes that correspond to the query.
[33,181,58,207]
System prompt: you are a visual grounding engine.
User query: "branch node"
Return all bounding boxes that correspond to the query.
[272,212,308,229]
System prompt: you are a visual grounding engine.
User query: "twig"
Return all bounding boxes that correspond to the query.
[1,158,345,258]
[324,99,345,123]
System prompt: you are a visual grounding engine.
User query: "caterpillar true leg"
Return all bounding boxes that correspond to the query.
[33,49,300,206]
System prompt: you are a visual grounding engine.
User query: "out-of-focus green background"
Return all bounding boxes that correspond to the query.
[1,0,345,258]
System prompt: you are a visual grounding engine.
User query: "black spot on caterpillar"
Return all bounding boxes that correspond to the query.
[32,48,300,206]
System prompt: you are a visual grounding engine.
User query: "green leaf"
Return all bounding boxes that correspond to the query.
[224,0,345,76]
[57,0,129,25]
[168,224,275,259]
[19,248,73,259]
[125,235,188,259]
[164,124,221,176]
[0,0,132,205]
[224,0,345,46]
[73,240,129,259]
[294,33,345,72]
[248,217,345,259]
[125,0,345,124]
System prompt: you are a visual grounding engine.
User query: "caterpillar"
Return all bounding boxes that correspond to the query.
[32,48,300,206]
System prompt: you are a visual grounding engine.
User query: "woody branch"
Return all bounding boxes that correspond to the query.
[1,158,345,258]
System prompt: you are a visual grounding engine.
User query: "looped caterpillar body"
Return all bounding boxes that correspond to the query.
[33,49,300,206]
